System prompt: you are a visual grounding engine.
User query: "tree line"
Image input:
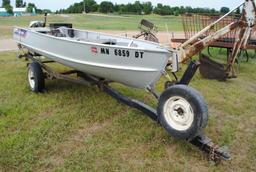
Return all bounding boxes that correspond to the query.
[57,0,235,15]
[1,0,237,16]
[1,0,51,14]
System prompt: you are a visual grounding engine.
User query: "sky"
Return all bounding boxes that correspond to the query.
[2,0,243,11]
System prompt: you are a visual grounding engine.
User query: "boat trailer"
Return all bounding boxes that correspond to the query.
[14,0,256,163]
[19,52,230,162]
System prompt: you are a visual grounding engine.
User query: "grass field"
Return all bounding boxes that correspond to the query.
[0,13,182,39]
[0,49,256,171]
[1,13,256,171]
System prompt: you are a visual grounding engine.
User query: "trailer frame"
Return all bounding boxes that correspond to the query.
[20,52,231,162]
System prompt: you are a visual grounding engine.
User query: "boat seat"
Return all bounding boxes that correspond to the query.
[87,39,117,45]
[56,27,75,38]
[101,39,117,45]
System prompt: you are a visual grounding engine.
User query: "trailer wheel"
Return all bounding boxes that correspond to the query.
[28,61,45,93]
[157,85,208,140]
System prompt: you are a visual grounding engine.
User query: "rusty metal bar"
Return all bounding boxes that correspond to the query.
[172,0,256,79]
[180,2,245,49]
[181,21,243,62]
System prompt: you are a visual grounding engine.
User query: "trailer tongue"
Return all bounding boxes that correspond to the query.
[101,84,231,162]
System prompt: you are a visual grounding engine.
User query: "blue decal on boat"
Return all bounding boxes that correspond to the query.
[15,29,27,38]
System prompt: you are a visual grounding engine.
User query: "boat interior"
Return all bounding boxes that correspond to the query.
[29,23,166,50]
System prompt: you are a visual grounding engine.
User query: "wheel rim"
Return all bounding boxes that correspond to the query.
[28,68,35,90]
[163,96,194,131]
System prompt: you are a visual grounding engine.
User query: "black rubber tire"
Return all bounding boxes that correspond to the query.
[164,81,176,90]
[157,85,208,140]
[27,61,45,93]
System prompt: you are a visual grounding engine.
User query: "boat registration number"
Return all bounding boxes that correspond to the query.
[114,49,144,59]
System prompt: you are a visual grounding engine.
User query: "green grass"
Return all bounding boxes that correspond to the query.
[0,49,256,171]
[0,13,182,39]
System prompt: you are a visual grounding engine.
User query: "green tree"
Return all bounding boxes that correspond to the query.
[179,6,185,14]
[174,10,180,16]
[99,1,114,13]
[142,2,152,15]
[220,7,230,13]
[2,0,13,14]
[2,0,10,7]
[235,7,241,14]
[26,3,36,13]
[83,0,97,13]
[61,1,223,15]
[133,1,142,14]
[66,2,83,13]
[113,3,119,12]
[16,0,26,8]
[154,3,172,15]
[117,4,126,14]
[5,4,13,14]
[125,3,134,13]
[185,6,193,13]
[153,3,163,15]
[36,9,52,14]
[210,8,216,14]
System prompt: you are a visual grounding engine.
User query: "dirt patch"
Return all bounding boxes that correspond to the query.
[87,30,185,44]
[87,13,130,19]
[0,26,12,29]
[0,39,17,52]
[59,14,70,18]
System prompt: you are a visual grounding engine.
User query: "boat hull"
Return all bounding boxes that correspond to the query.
[13,27,170,88]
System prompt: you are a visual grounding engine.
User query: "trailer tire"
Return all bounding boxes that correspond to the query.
[28,61,45,93]
[157,85,208,140]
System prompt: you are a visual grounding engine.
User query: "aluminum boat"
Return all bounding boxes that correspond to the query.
[13,26,171,88]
